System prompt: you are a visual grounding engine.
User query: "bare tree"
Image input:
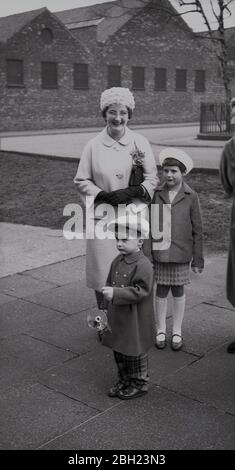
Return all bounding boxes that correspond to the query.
[99,0,234,102]
[172,0,234,103]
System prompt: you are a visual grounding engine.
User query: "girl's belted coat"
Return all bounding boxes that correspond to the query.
[102,251,155,356]
[151,182,204,268]
[74,126,158,291]
[220,136,235,307]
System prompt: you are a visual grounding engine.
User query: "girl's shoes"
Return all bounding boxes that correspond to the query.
[155,332,166,349]
[155,332,183,350]
[171,334,183,351]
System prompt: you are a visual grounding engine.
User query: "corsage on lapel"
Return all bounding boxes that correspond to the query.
[129,142,145,186]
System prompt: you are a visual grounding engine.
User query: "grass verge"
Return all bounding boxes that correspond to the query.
[0,151,232,254]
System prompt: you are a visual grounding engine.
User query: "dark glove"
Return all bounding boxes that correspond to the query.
[125,185,146,198]
[95,191,110,203]
[129,184,150,202]
[95,190,128,206]
[106,189,133,206]
[108,185,146,205]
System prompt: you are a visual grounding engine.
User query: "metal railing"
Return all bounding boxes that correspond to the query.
[200,102,231,135]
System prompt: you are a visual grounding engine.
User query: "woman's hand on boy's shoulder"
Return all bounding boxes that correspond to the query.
[191,266,203,274]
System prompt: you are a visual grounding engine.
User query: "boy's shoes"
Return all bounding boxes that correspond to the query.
[108,381,126,397]
[227,341,235,353]
[155,332,166,349]
[118,385,147,400]
[171,334,183,351]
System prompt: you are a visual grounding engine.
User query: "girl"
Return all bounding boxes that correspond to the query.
[151,148,204,351]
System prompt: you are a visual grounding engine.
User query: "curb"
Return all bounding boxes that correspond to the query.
[150,141,224,149]
[0,149,80,163]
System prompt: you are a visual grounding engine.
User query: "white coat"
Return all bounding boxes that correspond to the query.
[74,126,158,290]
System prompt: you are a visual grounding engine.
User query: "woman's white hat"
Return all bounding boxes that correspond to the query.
[107,215,149,239]
[100,87,135,111]
[159,147,194,175]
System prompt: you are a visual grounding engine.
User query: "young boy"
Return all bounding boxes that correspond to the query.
[101,215,155,400]
[151,148,204,351]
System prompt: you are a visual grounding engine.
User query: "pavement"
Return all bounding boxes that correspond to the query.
[1,125,235,451]
[0,221,235,450]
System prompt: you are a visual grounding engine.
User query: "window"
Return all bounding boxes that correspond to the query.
[6,59,24,86]
[41,28,53,44]
[195,70,205,92]
[132,67,145,90]
[175,69,187,91]
[155,68,167,91]
[41,61,58,89]
[74,63,89,89]
[107,65,121,87]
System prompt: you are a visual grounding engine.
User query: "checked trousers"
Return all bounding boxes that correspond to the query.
[113,351,149,391]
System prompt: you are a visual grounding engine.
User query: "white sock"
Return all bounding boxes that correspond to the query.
[155,297,168,340]
[172,295,186,342]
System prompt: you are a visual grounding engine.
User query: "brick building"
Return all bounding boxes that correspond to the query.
[0,8,91,131]
[0,0,226,131]
[197,26,235,98]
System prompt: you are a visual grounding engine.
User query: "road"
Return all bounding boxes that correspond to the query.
[0,124,225,169]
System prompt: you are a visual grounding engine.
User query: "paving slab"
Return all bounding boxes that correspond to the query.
[0,222,85,278]
[38,345,119,412]
[160,347,235,416]
[0,382,96,450]
[0,299,64,339]
[149,346,199,385]
[0,293,16,305]
[40,386,235,450]
[203,292,235,311]
[0,273,55,298]
[23,256,86,286]
[0,334,76,391]
[185,255,227,301]
[26,306,102,355]
[180,303,235,356]
[23,279,96,315]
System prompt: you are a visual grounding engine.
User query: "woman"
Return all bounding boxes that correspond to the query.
[74,87,158,308]
[220,135,235,353]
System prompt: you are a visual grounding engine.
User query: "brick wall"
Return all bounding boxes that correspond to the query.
[0,9,94,131]
[97,4,225,124]
[0,5,226,132]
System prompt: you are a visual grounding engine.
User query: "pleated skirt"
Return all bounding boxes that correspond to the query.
[155,262,190,285]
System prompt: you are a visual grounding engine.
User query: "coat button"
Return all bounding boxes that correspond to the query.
[115,271,119,275]
[112,282,116,285]
[123,274,127,277]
